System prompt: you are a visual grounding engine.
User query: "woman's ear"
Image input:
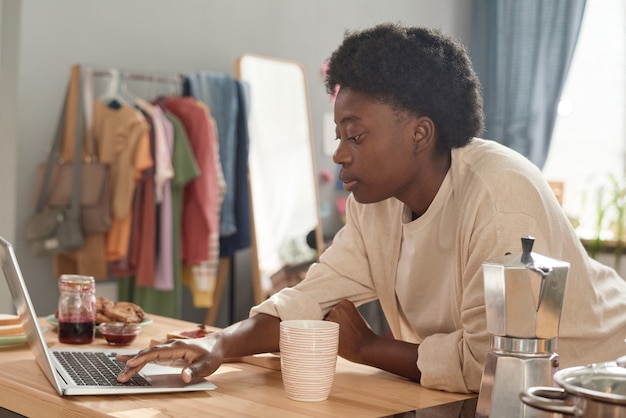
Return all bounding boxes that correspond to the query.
[412,116,436,153]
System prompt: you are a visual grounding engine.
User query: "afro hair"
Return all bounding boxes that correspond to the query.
[325,23,485,150]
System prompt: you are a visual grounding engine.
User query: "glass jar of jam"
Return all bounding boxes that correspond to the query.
[57,275,96,344]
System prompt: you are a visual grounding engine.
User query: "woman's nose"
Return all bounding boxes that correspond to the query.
[333,139,348,165]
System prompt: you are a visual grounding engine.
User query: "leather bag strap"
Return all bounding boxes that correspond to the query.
[35,66,83,216]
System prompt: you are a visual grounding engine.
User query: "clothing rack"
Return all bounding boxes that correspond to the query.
[87,66,185,85]
[81,65,233,325]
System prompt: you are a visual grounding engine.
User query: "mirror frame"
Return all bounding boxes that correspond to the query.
[235,54,324,305]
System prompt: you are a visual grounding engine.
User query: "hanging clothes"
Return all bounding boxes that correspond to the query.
[52,66,250,318]
[219,81,251,256]
[129,106,157,287]
[150,105,176,291]
[158,97,214,264]
[55,98,151,279]
[158,96,224,308]
[185,74,251,257]
[189,109,226,307]
[96,100,152,262]
[118,109,199,318]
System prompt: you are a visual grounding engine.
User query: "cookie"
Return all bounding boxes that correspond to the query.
[94,296,145,324]
[96,296,114,314]
[103,301,145,324]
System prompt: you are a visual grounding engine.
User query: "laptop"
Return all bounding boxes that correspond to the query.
[0,235,217,395]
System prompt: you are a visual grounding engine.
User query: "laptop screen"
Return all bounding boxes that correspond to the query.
[0,236,66,395]
[0,236,218,396]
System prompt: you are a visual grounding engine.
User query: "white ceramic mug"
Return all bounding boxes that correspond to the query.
[279,319,339,402]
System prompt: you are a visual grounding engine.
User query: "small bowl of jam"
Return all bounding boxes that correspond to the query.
[99,322,141,345]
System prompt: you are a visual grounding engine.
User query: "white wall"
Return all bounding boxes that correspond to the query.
[0,0,21,313]
[0,0,472,319]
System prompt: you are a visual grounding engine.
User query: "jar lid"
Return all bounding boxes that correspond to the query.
[58,275,95,291]
[59,274,94,284]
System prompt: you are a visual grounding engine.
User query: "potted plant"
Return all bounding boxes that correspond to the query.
[585,172,626,270]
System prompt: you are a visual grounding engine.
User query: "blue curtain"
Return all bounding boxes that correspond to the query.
[471,0,586,169]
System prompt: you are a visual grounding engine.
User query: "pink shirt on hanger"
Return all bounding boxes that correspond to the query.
[152,106,176,291]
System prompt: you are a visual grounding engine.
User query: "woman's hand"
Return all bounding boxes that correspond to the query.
[325,299,421,382]
[116,313,281,384]
[324,299,378,363]
[116,333,224,383]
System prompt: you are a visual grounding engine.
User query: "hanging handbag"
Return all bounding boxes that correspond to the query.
[26,67,85,256]
[31,66,111,235]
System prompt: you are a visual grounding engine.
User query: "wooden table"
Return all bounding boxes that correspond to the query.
[0,314,473,417]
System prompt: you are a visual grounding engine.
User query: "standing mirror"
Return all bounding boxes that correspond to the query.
[236,54,323,305]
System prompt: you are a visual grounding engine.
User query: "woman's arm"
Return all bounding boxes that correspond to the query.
[117,313,281,383]
[325,299,421,382]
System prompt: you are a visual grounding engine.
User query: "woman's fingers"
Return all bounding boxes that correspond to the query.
[116,338,215,382]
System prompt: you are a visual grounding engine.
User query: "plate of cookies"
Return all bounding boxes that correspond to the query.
[46,296,152,330]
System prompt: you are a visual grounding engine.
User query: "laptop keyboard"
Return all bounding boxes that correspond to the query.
[53,351,151,387]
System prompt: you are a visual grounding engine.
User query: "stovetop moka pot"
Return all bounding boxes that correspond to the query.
[476,236,570,418]
[482,236,569,339]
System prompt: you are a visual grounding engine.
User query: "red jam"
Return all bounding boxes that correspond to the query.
[58,321,95,344]
[100,323,140,345]
[102,332,136,345]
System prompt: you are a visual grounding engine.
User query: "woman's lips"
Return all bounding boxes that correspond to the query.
[339,173,357,191]
[342,180,357,191]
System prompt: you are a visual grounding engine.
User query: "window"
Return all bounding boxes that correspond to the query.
[542,0,626,240]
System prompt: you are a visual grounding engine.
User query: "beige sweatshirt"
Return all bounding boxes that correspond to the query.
[251,138,626,393]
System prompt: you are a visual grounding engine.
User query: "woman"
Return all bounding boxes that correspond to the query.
[118,23,626,393]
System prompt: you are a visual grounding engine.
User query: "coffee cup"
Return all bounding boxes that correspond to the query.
[279,319,339,402]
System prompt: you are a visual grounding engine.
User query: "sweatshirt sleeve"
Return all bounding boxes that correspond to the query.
[250,198,379,319]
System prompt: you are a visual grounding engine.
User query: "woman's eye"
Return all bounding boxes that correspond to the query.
[335,134,362,142]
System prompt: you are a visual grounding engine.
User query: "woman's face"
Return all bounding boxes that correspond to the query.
[333,88,428,206]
